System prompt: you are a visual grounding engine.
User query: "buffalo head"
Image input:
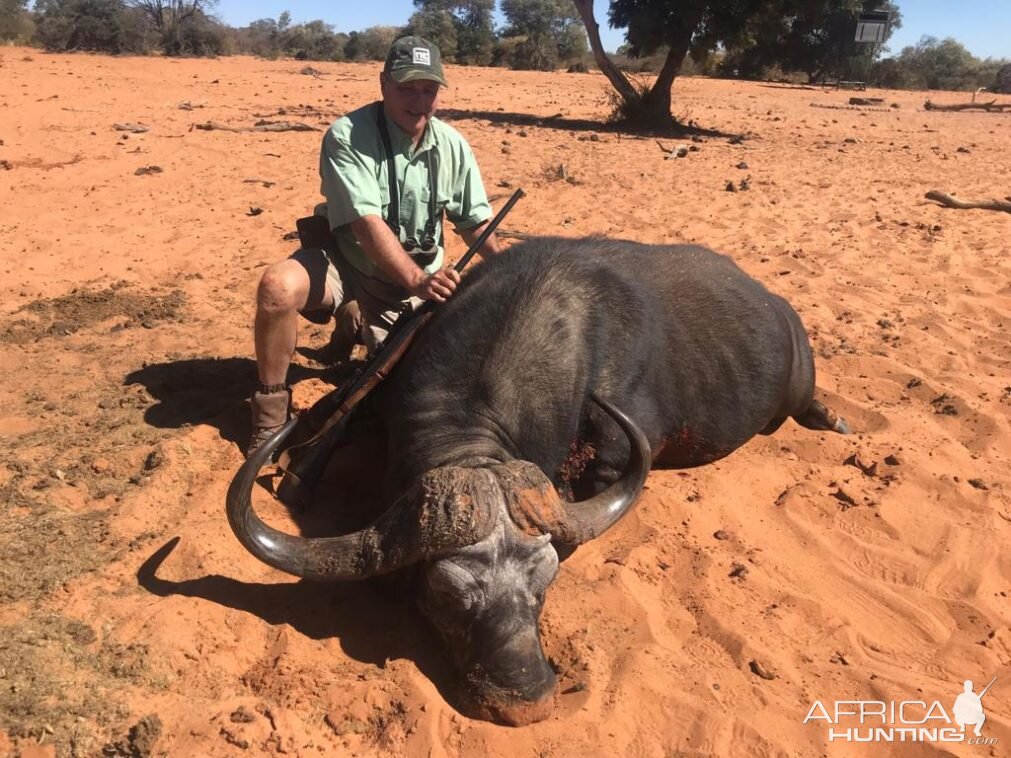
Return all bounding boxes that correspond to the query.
[226,395,650,725]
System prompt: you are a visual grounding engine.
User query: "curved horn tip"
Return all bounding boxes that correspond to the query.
[547,394,652,546]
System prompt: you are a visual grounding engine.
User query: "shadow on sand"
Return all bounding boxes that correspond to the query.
[138,536,465,712]
[124,356,362,450]
[438,107,744,141]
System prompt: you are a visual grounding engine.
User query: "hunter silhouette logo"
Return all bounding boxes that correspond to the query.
[953,677,996,738]
[803,675,999,745]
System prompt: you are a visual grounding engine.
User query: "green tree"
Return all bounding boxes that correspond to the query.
[413,1,495,65]
[281,19,345,61]
[1,0,33,42]
[896,36,978,90]
[34,0,126,52]
[500,0,587,70]
[995,62,1011,94]
[574,0,904,128]
[404,7,458,61]
[723,1,900,83]
[239,16,283,58]
[344,24,400,60]
[124,0,218,55]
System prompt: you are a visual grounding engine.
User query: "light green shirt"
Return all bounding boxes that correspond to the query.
[317,101,492,281]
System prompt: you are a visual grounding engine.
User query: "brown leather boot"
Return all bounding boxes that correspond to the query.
[247,385,291,458]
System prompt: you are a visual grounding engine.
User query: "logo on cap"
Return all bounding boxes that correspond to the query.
[413,48,431,66]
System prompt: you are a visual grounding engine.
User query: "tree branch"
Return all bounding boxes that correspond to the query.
[924,99,1011,113]
[925,190,1011,213]
[571,0,638,104]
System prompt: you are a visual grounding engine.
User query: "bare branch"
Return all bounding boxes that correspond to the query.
[925,190,1011,214]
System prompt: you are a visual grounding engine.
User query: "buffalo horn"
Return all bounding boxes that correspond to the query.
[226,420,499,580]
[557,394,651,544]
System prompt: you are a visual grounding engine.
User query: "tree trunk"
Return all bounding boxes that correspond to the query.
[641,47,684,124]
[571,0,637,104]
[640,20,696,127]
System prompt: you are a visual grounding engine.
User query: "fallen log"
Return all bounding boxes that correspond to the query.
[192,120,318,133]
[924,99,1011,113]
[925,190,1011,214]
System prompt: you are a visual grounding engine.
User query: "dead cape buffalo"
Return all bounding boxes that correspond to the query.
[227,236,849,726]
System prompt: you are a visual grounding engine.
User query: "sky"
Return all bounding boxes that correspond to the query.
[212,1,1010,60]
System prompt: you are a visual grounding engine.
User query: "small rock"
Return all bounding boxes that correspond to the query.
[134,165,162,176]
[144,450,164,471]
[725,180,737,192]
[843,453,878,477]
[736,161,749,169]
[749,660,776,680]
[230,706,256,723]
[729,563,749,579]
[833,488,859,509]
[713,529,734,540]
[92,457,111,474]
[884,454,901,466]
[246,206,263,216]
[967,478,989,490]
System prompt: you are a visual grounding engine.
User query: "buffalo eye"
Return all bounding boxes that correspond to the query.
[424,560,484,615]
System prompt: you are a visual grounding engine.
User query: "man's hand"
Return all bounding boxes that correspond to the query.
[461,221,504,260]
[410,267,461,303]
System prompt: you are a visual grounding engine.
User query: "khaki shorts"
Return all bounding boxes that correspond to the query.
[291,247,422,353]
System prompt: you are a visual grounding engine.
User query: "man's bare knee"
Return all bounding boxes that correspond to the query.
[257,260,309,314]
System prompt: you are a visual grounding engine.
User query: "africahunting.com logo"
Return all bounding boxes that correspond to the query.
[803,676,998,745]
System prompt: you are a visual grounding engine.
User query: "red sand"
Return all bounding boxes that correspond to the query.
[0,49,1009,756]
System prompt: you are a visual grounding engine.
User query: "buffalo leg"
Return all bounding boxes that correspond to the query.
[793,399,851,434]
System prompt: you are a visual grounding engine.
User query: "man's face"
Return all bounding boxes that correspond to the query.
[381,74,441,142]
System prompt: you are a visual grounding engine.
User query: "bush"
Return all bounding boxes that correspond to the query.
[0,0,34,42]
[157,10,225,56]
[34,0,126,53]
[996,63,1011,94]
[344,25,400,61]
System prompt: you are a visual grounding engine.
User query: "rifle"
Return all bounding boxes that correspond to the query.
[979,676,996,699]
[270,188,525,507]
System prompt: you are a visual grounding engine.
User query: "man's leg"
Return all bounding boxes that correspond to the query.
[249,249,336,454]
[340,265,423,355]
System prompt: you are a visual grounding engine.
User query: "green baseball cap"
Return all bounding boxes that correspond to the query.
[384,36,448,87]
